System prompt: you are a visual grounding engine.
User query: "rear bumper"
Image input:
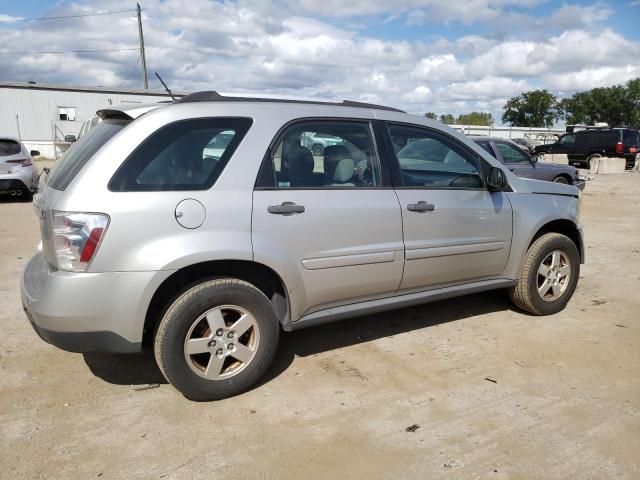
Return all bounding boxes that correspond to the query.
[0,178,29,193]
[0,169,36,192]
[21,252,173,353]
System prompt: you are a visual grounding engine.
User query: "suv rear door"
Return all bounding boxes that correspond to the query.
[381,123,512,292]
[252,119,404,320]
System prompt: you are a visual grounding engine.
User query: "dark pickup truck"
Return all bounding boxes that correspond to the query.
[534,128,639,169]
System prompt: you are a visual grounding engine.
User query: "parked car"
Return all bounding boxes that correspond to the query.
[534,128,639,169]
[302,132,344,156]
[511,137,535,154]
[471,137,585,189]
[22,93,584,401]
[0,137,40,198]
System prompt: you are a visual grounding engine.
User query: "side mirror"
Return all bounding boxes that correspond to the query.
[30,150,40,157]
[487,167,507,191]
[64,135,77,143]
[530,153,539,163]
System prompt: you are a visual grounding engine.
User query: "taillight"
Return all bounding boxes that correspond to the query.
[616,142,623,154]
[52,212,109,272]
[7,158,32,166]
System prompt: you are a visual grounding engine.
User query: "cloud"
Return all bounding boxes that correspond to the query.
[0,0,638,123]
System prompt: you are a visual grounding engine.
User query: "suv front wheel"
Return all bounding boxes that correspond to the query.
[509,233,580,315]
[154,279,280,401]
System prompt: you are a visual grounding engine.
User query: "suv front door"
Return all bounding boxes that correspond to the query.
[383,123,512,292]
[252,119,404,320]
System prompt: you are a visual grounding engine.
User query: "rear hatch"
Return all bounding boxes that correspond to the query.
[622,129,639,155]
[36,115,132,268]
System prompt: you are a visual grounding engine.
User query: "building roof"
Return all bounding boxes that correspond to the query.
[0,80,189,97]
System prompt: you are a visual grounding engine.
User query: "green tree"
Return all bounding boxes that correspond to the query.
[439,113,456,124]
[558,79,639,128]
[456,111,494,126]
[502,89,558,127]
[424,112,437,120]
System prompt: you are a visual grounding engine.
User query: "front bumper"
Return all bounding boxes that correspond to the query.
[21,252,172,353]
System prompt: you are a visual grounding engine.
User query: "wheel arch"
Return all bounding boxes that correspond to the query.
[142,260,290,344]
[529,219,584,264]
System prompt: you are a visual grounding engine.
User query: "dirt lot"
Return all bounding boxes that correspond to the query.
[1,172,639,479]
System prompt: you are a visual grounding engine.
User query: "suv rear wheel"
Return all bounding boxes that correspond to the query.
[154,278,280,401]
[509,233,580,315]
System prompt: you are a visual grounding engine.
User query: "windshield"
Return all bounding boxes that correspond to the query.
[46,118,130,191]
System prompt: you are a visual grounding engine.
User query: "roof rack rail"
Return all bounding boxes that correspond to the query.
[175,91,405,113]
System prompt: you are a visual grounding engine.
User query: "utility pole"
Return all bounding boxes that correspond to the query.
[136,3,148,89]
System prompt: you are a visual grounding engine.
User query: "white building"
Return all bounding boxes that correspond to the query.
[0,81,187,158]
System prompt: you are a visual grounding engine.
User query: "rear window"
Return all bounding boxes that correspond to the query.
[0,140,21,156]
[46,118,130,191]
[623,129,639,145]
[109,117,252,192]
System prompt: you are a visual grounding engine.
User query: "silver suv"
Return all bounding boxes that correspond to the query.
[22,93,584,400]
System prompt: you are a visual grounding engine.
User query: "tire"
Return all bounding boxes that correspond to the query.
[587,153,601,170]
[154,278,280,401]
[552,175,569,184]
[509,233,580,315]
[311,144,324,156]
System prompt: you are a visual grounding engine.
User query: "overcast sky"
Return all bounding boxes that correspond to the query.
[1,0,639,120]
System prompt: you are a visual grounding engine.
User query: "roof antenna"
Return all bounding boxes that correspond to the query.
[155,72,176,102]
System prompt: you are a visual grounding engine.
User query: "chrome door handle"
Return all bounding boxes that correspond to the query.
[267,202,305,215]
[407,201,435,212]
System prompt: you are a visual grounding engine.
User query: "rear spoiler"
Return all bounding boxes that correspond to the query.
[96,103,165,121]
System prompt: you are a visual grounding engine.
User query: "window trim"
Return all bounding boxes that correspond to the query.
[253,117,392,191]
[108,117,252,192]
[379,121,488,191]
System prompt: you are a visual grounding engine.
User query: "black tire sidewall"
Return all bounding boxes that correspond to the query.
[526,236,580,315]
[156,281,279,401]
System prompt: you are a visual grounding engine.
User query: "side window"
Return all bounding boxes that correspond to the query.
[559,134,576,146]
[109,117,252,192]
[387,124,483,189]
[263,120,381,188]
[495,142,530,163]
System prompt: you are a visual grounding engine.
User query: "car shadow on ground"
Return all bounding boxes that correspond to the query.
[82,289,512,388]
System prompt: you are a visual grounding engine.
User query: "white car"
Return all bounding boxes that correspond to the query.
[0,137,39,199]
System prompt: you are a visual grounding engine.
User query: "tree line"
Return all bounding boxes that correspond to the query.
[425,78,639,129]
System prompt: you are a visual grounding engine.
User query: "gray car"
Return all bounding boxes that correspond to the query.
[471,136,585,190]
[22,94,584,400]
[0,137,40,199]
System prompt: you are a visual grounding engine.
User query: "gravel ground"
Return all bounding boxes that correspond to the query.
[1,172,639,479]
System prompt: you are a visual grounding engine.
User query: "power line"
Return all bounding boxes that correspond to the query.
[0,9,136,23]
[118,54,142,87]
[0,47,139,55]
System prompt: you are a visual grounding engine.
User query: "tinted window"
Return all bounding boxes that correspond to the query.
[495,142,530,163]
[388,124,482,189]
[109,118,252,192]
[0,139,21,156]
[623,129,639,146]
[47,118,129,191]
[559,134,575,145]
[260,120,381,188]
